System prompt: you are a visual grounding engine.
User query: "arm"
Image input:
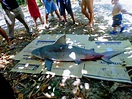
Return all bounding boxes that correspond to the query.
[119,4,132,16]
[121,9,132,16]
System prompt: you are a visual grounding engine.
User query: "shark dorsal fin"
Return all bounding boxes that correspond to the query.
[54,34,66,45]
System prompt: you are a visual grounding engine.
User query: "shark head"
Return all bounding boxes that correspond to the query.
[31,34,67,61]
[31,48,42,58]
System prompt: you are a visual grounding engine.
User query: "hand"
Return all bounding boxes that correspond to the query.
[129,13,132,16]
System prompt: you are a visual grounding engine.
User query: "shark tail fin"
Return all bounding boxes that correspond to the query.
[101,50,125,64]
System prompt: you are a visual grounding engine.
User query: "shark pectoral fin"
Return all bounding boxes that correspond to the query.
[45,59,53,71]
[74,59,82,64]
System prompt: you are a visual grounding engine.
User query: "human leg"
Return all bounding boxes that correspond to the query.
[86,0,94,27]
[110,26,117,34]
[69,13,75,24]
[51,0,63,21]
[65,0,75,23]
[43,13,50,28]
[113,26,117,31]
[39,16,44,24]
[54,10,63,21]
[13,7,32,34]
[0,27,10,46]
[16,14,32,34]
[45,13,49,24]
[81,0,90,20]
[33,17,38,28]
[57,1,67,22]
[0,27,14,49]
[50,11,54,18]
[4,9,15,38]
[110,14,123,34]
[43,0,53,24]
[120,26,125,33]
[63,14,68,22]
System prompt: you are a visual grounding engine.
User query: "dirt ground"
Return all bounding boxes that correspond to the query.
[0,0,132,99]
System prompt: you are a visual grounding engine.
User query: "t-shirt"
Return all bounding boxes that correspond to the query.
[1,0,19,10]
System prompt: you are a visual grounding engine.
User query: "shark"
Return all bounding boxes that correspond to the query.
[31,35,124,71]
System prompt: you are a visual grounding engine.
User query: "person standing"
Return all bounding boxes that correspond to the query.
[42,0,63,28]
[0,0,33,40]
[26,0,44,29]
[110,0,132,34]
[56,0,76,24]
[81,0,94,29]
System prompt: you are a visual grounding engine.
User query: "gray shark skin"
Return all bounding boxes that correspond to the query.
[31,35,124,71]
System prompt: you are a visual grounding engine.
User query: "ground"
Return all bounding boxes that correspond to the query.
[0,0,132,99]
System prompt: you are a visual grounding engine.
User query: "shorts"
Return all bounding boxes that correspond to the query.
[112,14,122,27]
[43,0,57,14]
[57,0,73,15]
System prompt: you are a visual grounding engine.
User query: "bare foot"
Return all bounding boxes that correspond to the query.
[34,24,38,29]
[85,24,94,31]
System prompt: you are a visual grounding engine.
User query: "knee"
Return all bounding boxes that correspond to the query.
[81,9,86,15]
[88,10,94,14]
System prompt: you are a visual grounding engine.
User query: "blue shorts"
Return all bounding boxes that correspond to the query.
[57,0,73,15]
[112,14,122,27]
[43,0,57,14]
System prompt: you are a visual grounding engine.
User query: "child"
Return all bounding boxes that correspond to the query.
[56,0,76,24]
[26,0,44,29]
[42,0,63,28]
[110,0,132,34]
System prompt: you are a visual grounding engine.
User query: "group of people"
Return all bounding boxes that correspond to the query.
[0,0,33,49]
[0,0,132,50]
[0,0,94,50]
